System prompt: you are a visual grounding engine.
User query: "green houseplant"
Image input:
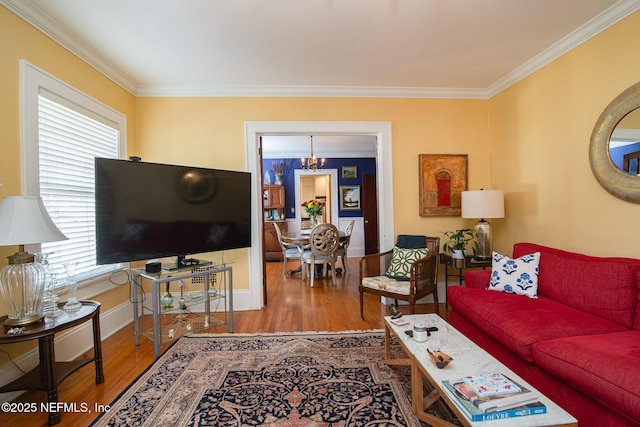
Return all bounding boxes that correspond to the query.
[443,228,478,259]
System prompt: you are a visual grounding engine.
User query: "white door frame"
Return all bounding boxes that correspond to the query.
[245,121,394,309]
[294,169,339,229]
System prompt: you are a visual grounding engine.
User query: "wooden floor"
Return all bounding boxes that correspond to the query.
[4,258,447,426]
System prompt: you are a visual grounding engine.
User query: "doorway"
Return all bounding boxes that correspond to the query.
[294,169,339,230]
[246,121,394,310]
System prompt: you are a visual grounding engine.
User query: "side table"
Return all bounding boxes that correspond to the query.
[0,300,103,426]
[439,254,491,307]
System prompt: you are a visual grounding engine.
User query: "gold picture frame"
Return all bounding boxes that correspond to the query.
[340,185,361,210]
[341,166,357,179]
[419,154,468,216]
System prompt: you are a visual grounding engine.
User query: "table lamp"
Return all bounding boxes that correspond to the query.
[461,189,504,260]
[0,196,67,326]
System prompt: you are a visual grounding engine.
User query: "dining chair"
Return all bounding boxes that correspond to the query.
[336,220,355,274]
[301,223,340,287]
[273,222,303,278]
[359,235,440,319]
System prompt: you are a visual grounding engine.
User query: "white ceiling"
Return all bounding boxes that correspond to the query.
[4,0,639,99]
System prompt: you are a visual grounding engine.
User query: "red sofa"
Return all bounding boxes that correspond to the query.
[448,242,640,427]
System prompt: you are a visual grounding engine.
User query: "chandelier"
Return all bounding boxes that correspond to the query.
[300,136,325,171]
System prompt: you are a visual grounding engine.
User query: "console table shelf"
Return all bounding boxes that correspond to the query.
[131,264,233,359]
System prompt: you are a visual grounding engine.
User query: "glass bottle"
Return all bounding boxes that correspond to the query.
[63,261,82,314]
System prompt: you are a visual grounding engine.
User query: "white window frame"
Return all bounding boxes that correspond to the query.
[20,60,127,289]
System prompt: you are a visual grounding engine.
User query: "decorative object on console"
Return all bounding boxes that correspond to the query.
[489,251,540,298]
[300,135,325,171]
[0,196,67,326]
[461,189,504,260]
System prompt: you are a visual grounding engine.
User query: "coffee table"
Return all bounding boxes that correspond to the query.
[384,314,577,427]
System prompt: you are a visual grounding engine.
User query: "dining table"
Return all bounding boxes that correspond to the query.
[282,229,346,277]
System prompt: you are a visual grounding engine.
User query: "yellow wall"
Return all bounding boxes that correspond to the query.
[0,6,137,322]
[136,97,491,270]
[488,10,640,258]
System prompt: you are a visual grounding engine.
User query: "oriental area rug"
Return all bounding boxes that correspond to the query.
[91,331,460,426]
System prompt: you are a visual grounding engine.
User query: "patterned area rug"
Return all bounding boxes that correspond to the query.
[91,331,460,426]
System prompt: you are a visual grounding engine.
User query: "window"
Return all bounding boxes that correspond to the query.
[21,61,127,282]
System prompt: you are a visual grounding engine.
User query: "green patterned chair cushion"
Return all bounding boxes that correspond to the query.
[384,246,429,281]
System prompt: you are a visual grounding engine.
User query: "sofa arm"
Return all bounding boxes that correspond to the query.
[464,269,491,289]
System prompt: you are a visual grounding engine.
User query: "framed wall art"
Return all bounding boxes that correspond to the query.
[418,154,468,216]
[340,185,361,210]
[341,166,357,179]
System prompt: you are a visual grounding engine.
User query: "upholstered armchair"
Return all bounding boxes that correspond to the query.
[359,235,440,319]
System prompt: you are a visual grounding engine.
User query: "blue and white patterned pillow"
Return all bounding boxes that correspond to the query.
[488,252,540,298]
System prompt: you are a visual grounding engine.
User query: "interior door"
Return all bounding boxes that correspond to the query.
[362,173,379,255]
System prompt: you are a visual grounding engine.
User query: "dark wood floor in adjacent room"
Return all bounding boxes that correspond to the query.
[3,258,447,426]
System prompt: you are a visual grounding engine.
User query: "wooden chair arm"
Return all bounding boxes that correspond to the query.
[359,249,393,280]
[409,252,438,293]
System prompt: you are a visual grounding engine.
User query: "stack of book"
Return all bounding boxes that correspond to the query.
[441,372,546,422]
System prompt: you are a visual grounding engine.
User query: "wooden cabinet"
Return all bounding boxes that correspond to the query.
[263,185,286,260]
[263,184,284,209]
[264,220,287,261]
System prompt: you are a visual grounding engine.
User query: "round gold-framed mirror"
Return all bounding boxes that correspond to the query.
[590,82,640,203]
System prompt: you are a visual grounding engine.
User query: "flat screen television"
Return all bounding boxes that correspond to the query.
[95,158,251,268]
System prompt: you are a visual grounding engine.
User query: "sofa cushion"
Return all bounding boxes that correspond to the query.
[533,331,640,422]
[489,251,540,298]
[362,275,410,295]
[447,286,628,362]
[384,246,428,280]
[513,243,640,329]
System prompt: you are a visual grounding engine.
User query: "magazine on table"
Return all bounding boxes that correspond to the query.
[441,373,546,422]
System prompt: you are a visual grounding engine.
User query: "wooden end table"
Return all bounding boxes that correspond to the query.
[0,300,103,426]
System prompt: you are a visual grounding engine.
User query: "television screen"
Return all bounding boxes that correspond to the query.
[95,158,251,266]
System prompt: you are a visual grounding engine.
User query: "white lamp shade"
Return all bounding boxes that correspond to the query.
[461,190,505,219]
[0,196,67,246]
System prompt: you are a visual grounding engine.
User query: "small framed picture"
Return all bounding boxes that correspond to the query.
[341,166,357,179]
[340,185,361,210]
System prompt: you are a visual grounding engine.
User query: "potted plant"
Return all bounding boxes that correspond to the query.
[443,228,478,260]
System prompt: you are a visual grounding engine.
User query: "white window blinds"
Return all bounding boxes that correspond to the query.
[38,94,120,281]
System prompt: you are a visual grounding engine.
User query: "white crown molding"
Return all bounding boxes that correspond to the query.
[1,0,139,95]
[4,0,639,99]
[136,84,489,99]
[486,0,640,97]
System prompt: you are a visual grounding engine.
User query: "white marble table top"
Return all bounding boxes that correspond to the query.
[385,314,577,427]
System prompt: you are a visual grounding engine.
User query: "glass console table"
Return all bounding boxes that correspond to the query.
[131,264,233,359]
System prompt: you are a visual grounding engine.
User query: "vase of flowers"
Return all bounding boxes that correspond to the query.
[302,199,325,227]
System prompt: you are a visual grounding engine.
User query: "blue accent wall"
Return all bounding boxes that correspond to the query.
[610,143,640,173]
[263,157,376,219]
